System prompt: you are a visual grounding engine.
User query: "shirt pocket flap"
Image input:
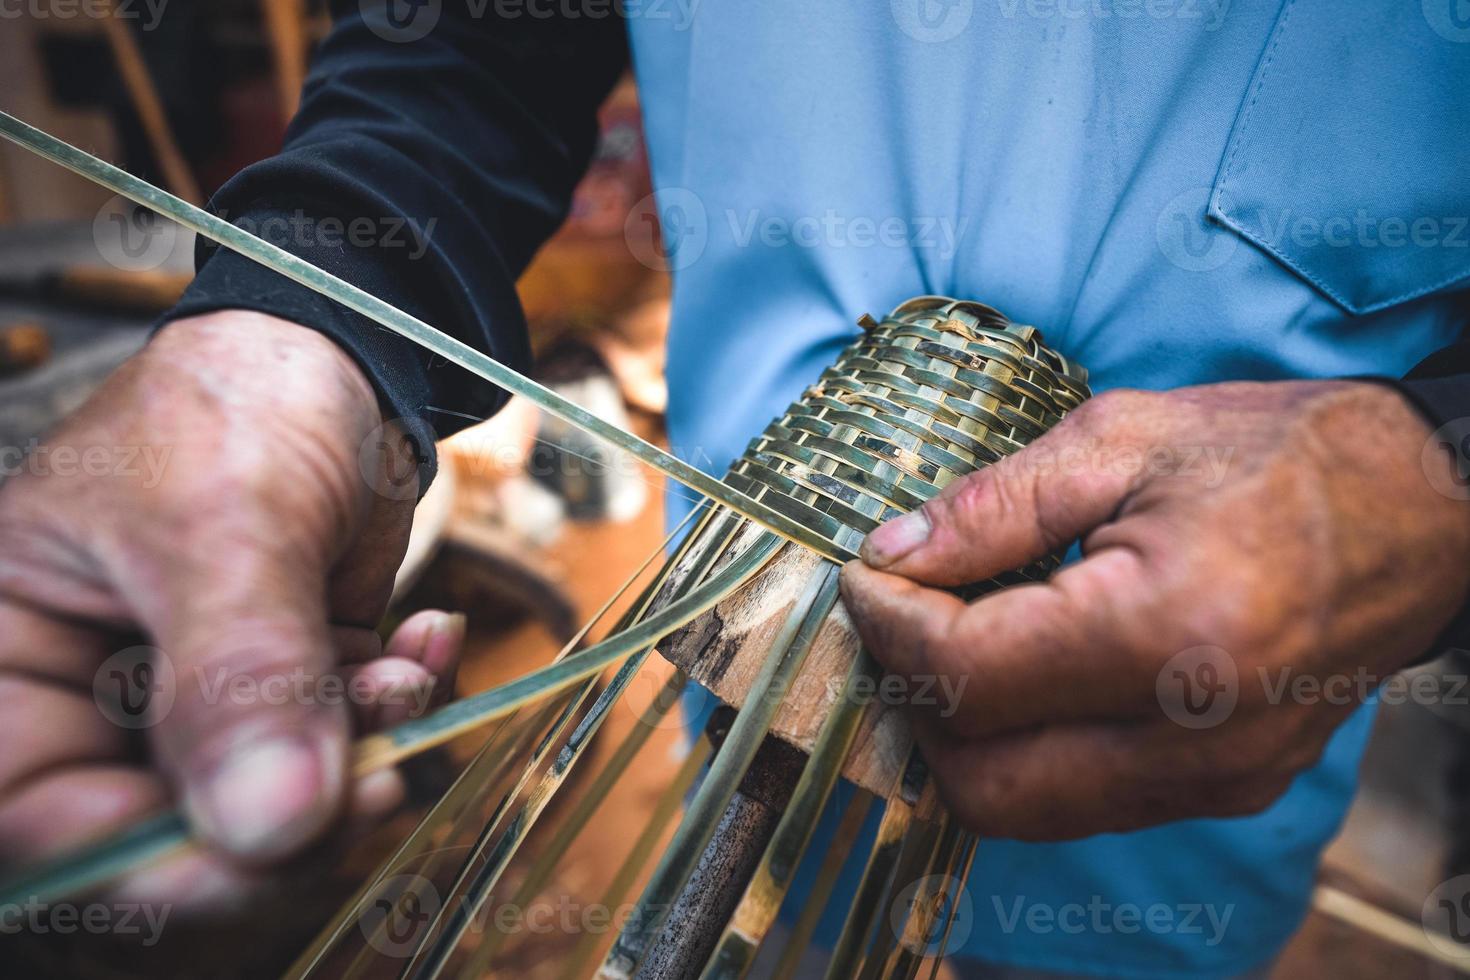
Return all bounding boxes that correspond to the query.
[1208,0,1470,315]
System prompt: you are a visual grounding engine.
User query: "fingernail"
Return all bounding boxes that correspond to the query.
[436,612,467,647]
[861,510,932,567]
[423,612,466,673]
[187,733,340,861]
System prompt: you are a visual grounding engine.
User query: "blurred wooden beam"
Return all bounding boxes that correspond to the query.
[98,0,202,205]
[262,0,307,123]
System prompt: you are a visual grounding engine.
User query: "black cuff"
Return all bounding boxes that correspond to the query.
[155,201,520,493]
[1358,373,1470,660]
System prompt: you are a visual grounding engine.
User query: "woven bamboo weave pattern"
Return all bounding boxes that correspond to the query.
[726,296,1091,575]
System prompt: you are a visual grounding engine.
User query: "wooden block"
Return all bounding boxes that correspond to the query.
[656,522,917,803]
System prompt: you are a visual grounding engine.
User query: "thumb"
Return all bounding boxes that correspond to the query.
[858,405,1138,587]
[139,547,349,865]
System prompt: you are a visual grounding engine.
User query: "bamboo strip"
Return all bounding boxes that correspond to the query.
[0,522,780,909]
[407,515,748,979]
[698,650,881,980]
[98,0,202,204]
[560,740,713,980]
[768,792,874,980]
[320,508,711,977]
[0,109,850,563]
[598,563,842,979]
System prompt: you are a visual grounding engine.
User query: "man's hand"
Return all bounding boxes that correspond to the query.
[840,381,1470,840]
[0,311,463,906]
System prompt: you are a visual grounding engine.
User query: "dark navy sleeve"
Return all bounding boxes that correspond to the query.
[162,1,629,463]
[1382,310,1470,657]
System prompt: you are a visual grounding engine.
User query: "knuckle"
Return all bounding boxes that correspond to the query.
[1070,388,1149,436]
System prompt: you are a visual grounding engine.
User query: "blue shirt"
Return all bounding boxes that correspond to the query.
[178,2,1470,976]
[631,2,1470,976]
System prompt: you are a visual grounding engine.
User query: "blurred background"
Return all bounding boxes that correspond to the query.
[0,3,1467,977]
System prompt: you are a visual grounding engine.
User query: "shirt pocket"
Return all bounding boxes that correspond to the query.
[1207,0,1470,315]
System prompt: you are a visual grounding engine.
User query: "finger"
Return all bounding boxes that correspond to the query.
[0,604,122,797]
[381,610,465,702]
[345,658,437,730]
[841,547,1152,737]
[914,719,1294,840]
[341,611,465,727]
[135,545,350,866]
[109,770,406,913]
[327,422,421,626]
[912,721,1140,840]
[332,623,384,665]
[0,764,168,862]
[859,400,1142,587]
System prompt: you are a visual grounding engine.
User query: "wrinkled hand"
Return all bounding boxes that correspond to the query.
[841,381,1470,839]
[0,312,463,907]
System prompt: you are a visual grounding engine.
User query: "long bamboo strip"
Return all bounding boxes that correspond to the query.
[338,511,739,978]
[0,524,781,909]
[698,649,881,980]
[335,696,572,980]
[402,675,606,977]
[457,667,690,975]
[922,836,978,980]
[854,819,950,980]
[308,508,709,978]
[598,562,841,979]
[0,110,850,563]
[768,793,874,980]
[879,821,965,980]
[560,740,713,980]
[288,716,526,979]
[407,515,748,979]
[820,753,925,980]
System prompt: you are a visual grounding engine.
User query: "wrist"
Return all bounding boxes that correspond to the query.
[152,311,382,431]
[1346,380,1470,656]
